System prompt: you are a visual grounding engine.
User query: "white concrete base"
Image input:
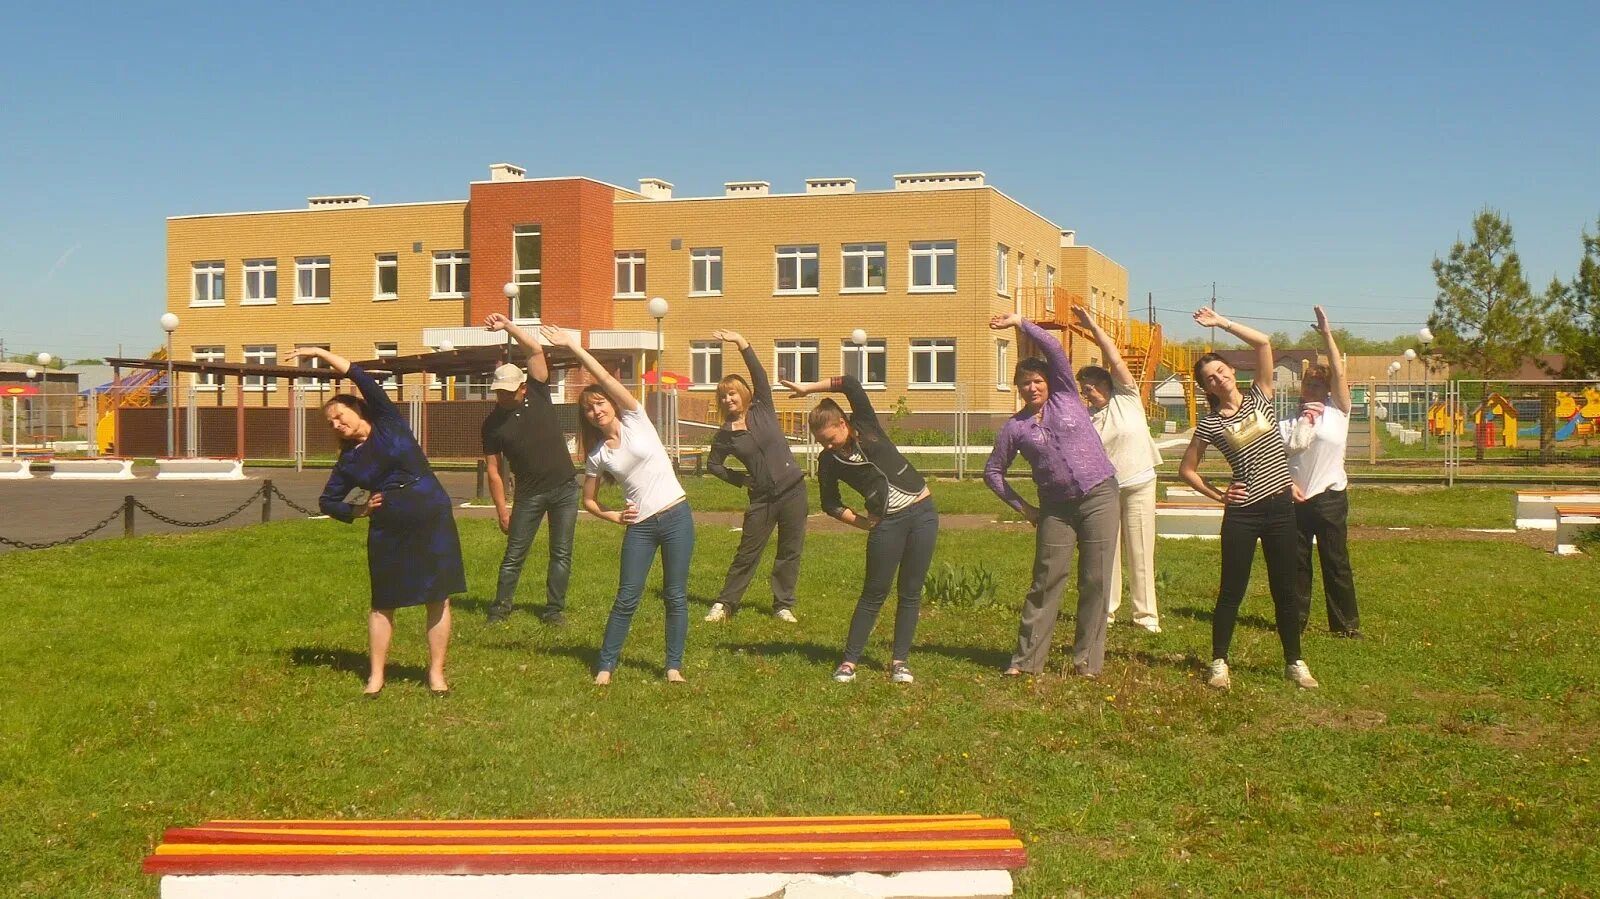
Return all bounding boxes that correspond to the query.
[50,458,136,480]
[155,458,247,480]
[1515,491,1600,531]
[1555,510,1600,556]
[1164,486,1216,502]
[0,459,32,479]
[159,869,1015,899]
[1156,503,1223,539]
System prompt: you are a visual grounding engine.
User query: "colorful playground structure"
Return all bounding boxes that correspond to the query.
[91,348,169,455]
[1428,386,1600,448]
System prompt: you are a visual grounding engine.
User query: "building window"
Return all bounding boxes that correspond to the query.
[996,339,1011,390]
[511,226,540,318]
[192,346,225,391]
[841,243,887,293]
[295,257,331,304]
[433,250,470,300]
[1045,265,1056,313]
[774,339,819,382]
[615,250,646,298]
[375,342,399,395]
[691,247,723,296]
[375,254,398,300]
[191,261,225,307]
[996,244,1009,295]
[690,341,722,389]
[243,259,276,305]
[841,338,887,388]
[910,338,956,388]
[910,241,956,292]
[774,245,820,294]
[294,343,331,392]
[548,367,568,403]
[244,344,277,392]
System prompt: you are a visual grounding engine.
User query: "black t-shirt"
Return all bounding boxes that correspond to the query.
[480,376,576,494]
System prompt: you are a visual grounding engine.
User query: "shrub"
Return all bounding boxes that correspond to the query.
[922,562,1000,610]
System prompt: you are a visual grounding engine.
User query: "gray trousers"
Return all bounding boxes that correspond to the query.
[1010,477,1120,675]
[714,479,809,613]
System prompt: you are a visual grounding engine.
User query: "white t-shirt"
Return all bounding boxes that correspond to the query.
[585,407,686,522]
[1280,403,1350,498]
[1090,384,1162,489]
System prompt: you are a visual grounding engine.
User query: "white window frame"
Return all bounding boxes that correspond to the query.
[294,256,331,304]
[614,250,646,298]
[511,226,540,320]
[840,338,887,389]
[432,250,470,300]
[294,343,331,392]
[548,367,568,403]
[1045,265,1056,313]
[242,259,277,305]
[374,254,398,301]
[689,341,723,390]
[243,344,278,392]
[690,247,723,296]
[374,342,400,395]
[773,339,820,383]
[908,338,957,390]
[995,339,1011,391]
[909,241,957,293]
[841,243,887,294]
[191,261,225,307]
[996,244,1009,296]
[192,346,225,391]
[774,245,820,295]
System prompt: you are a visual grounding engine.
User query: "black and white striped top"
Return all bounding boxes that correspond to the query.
[1194,384,1294,506]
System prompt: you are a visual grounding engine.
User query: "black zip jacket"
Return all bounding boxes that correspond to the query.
[816,374,927,520]
[707,345,805,501]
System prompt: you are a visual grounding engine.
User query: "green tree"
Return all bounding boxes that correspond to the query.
[1542,216,1600,379]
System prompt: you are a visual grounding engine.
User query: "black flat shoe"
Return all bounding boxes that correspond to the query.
[363,687,384,700]
[429,688,451,698]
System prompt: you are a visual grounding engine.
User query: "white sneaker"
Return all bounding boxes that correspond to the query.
[703,603,728,622]
[832,663,857,683]
[1285,660,1320,689]
[775,608,798,623]
[1206,658,1231,690]
[890,662,915,684]
[1138,622,1162,634]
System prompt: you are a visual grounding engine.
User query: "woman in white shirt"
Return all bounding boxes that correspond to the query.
[1281,306,1361,638]
[541,325,693,685]
[1072,307,1164,633]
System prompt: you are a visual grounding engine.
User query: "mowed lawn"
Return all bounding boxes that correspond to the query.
[2,491,1596,896]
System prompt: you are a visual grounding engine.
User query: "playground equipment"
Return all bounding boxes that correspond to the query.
[94,348,169,454]
[1469,392,1519,449]
[1553,386,1600,441]
[1428,399,1465,437]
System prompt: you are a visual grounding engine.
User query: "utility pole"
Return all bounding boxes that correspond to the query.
[1208,282,1218,348]
[1147,292,1153,326]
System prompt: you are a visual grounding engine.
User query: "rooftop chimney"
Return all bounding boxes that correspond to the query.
[307,195,370,209]
[892,171,985,191]
[724,181,771,198]
[638,178,673,200]
[805,178,856,195]
[488,162,526,182]
[1060,230,1076,247]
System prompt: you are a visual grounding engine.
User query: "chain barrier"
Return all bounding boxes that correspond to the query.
[268,483,320,517]
[131,491,265,529]
[0,504,126,551]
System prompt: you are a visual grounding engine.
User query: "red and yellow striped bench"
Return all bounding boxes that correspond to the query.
[144,815,1026,889]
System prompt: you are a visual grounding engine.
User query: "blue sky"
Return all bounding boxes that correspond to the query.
[3,0,1597,360]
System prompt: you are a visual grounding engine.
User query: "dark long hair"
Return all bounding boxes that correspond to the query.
[576,385,609,461]
[808,397,854,444]
[323,393,371,451]
[1192,352,1230,413]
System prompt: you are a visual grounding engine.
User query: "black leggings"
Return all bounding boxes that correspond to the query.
[1213,490,1304,664]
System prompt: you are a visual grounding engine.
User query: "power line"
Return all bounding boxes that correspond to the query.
[1154,306,1425,327]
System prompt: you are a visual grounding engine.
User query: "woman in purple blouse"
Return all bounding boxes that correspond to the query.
[984,313,1120,678]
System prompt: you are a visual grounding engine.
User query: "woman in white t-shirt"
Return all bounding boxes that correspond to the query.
[1072,306,1164,633]
[541,325,693,685]
[1281,306,1361,638]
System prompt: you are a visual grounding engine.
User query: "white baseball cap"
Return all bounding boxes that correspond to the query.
[490,363,527,392]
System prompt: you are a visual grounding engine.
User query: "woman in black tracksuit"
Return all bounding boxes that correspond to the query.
[704,329,808,622]
[782,373,938,685]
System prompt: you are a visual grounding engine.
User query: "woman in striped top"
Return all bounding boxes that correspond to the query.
[1178,307,1319,690]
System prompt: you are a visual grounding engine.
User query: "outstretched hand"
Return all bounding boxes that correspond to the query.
[1193,307,1226,329]
[1070,305,1094,329]
[989,312,1022,331]
[779,378,806,399]
[282,347,319,365]
[484,312,512,332]
[1313,305,1330,333]
[538,324,574,347]
[711,328,746,347]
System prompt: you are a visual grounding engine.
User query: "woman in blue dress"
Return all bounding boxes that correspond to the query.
[287,347,466,697]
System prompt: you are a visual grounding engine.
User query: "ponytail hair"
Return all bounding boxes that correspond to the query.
[808,397,850,438]
[1192,353,1229,414]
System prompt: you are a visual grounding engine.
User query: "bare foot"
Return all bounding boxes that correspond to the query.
[666,669,686,683]
[594,671,612,686]
[428,674,449,693]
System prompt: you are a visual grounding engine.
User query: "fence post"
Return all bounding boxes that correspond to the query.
[476,459,487,499]
[1368,378,1378,466]
[262,479,273,523]
[123,495,135,537]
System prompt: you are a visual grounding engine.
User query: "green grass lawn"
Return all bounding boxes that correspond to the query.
[3,513,1596,896]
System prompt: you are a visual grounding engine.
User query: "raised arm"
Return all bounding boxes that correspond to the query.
[285,346,399,419]
[1314,305,1351,413]
[485,312,548,383]
[540,324,639,412]
[991,313,1075,396]
[1194,307,1274,399]
[1070,306,1135,389]
[712,329,770,405]
[782,374,878,424]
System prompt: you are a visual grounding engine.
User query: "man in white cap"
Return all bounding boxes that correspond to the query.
[481,313,579,625]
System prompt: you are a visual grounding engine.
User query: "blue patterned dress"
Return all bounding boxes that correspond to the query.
[318,366,467,609]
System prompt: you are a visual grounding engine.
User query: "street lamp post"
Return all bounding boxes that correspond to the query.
[1403,348,1417,427]
[647,296,669,441]
[35,352,52,449]
[1418,327,1434,449]
[25,367,38,451]
[161,312,180,457]
[1387,361,1401,438]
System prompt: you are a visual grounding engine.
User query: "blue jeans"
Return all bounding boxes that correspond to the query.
[598,500,695,673]
[844,497,939,665]
[491,479,579,618]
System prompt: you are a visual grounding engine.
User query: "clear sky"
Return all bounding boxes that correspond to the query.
[3,0,1596,361]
